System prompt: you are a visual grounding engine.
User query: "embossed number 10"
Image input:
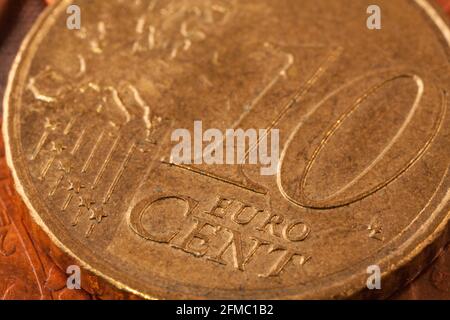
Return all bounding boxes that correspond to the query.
[178,46,444,210]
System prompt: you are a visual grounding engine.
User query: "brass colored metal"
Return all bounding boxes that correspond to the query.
[3,0,450,299]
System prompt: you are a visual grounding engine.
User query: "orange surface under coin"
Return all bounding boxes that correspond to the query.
[437,0,450,13]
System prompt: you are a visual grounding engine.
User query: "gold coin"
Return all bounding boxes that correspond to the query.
[3,0,450,299]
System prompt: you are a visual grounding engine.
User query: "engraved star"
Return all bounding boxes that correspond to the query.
[57,160,72,174]
[89,206,108,224]
[44,117,58,131]
[67,180,85,194]
[368,218,384,241]
[78,196,95,210]
[368,227,383,241]
[50,141,67,154]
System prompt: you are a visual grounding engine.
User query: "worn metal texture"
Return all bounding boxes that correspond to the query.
[1,0,450,299]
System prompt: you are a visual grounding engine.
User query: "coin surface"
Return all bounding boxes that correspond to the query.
[3,0,450,299]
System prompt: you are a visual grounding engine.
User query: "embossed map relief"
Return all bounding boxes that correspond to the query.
[2,0,450,299]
